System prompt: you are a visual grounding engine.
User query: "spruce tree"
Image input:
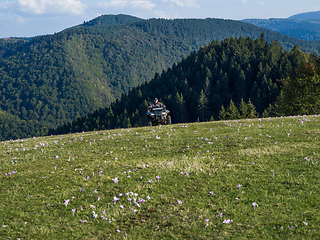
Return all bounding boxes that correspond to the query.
[219,105,227,120]
[226,99,240,120]
[198,89,208,121]
[274,61,320,116]
[247,99,258,118]
[174,92,188,123]
[239,98,249,119]
[235,70,247,102]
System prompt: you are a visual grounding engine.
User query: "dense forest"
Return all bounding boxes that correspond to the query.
[1,14,320,140]
[50,34,315,135]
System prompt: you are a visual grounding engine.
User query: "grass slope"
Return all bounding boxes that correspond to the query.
[1,116,320,239]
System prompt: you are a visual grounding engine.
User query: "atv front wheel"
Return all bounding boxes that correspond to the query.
[166,116,172,125]
[146,118,153,126]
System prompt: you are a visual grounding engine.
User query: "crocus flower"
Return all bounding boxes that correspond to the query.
[223,219,233,224]
[64,199,70,207]
[252,202,258,209]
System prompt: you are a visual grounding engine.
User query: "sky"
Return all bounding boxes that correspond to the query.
[0,0,319,38]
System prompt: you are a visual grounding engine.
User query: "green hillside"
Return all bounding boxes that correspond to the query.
[51,35,312,135]
[1,14,320,140]
[1,116,320,238]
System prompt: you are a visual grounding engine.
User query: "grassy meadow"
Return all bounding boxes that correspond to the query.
[0,115,319,239]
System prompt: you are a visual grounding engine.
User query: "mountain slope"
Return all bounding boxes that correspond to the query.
[1,15,320,140]
[50,35,309,135]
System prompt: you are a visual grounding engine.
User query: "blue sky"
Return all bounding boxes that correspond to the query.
[0,0,319,38]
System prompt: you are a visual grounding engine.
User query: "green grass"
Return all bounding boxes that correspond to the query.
[1,115,320,239]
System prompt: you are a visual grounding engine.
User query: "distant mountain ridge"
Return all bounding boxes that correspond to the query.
[242,11,320,41]
[64,14,143,32]
[289,10,320,20]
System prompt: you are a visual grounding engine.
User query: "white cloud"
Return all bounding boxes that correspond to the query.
[153,10,170,18]
[0,1,16,10]
[97,0,155,11]
[161,0,199,8]
[237,0,247,4]
[17,0,86,15]
[256,1,266,5]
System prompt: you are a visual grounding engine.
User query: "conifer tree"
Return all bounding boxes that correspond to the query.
[275,60,320,116]
[262,109,270,118]
[250,82,262,114]
[123,117,132,128]
[226,99,240,120]
[235,70,247,102]
[174,92,188,123]
[239,98,249,119]
[198,89,208,121]
[221,73,230,106]
[247,99,259,118]
[219,105,227,120]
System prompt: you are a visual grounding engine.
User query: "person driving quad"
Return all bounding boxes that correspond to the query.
[149,98,164,109]
[146,97,171,126]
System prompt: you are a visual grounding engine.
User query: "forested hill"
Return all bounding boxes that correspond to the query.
[50,35,309,135]
[1,15,320,140]
[64,14,143,31]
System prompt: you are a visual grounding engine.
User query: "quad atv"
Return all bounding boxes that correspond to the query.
[146,105,171,126]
